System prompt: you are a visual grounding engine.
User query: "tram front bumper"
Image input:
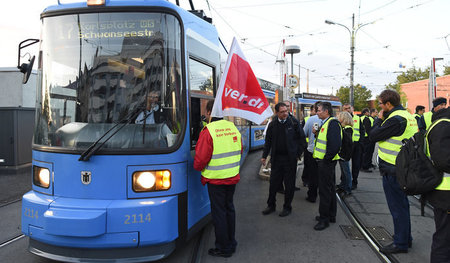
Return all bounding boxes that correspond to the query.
[22,191,179,249]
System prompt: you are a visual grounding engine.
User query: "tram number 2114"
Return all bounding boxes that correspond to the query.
[124,213,151,224]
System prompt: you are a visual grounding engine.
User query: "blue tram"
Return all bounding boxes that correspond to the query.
[19,0,255,261]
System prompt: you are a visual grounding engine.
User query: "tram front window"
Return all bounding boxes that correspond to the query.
[33,12,184,152]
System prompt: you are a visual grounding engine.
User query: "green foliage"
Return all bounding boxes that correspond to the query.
[383,66,431,108]
[335,84,372,111]
[444,66,450,76]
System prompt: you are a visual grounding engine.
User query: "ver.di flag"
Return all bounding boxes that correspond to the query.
[211,37,273,125]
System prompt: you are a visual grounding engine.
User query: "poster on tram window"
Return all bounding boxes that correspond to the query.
[211,37,273,125]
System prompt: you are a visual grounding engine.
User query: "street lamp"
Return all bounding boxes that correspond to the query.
[285,45,300,99]
[325,14,372,106]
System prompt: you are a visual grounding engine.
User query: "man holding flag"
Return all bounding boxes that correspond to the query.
[195,38,273,257]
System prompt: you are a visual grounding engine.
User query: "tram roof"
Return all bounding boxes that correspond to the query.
[297,98,342,107]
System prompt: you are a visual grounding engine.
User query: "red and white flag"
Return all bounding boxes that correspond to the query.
[211,38,273,125]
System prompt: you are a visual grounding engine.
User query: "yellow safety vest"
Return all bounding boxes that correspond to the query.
[361,115,372,137]
[352,115,361,142]
[313,118,342,161]
[378,110,418,165]
[369,116,374,126]
[425,118,450,191]
[423,111,433,130]
[305,116,310,143]
[201,120,242,179]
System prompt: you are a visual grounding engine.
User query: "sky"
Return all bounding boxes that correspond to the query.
[1,0,449,98]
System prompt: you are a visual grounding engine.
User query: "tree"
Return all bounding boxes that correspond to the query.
[384,66,430,107]
[335,84,372,111]
[444,66,450,76]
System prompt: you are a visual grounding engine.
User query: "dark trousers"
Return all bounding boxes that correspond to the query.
[381,170,412,250]
[367,141,376,167]
[267,157,297,210]
[304,150,319,200]
[351,142,363,186]
[207,183,237,253]
[431,208,450,263]
[361,137,373,169]
[317,160,337,222]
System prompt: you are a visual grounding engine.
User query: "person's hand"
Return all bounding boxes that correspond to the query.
[378,110,384,120]
[261,158,266,166]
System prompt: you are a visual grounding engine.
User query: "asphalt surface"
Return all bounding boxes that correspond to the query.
[0,149,436,263]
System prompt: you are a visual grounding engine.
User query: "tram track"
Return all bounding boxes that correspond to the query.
[337,193,400,263]
[0,234,25,249]
[0,198,22,208]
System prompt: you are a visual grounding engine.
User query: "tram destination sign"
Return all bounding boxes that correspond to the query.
[57,18,157,40]
[302,93,340,101]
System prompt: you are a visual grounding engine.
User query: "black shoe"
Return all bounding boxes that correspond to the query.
[305,196,316,203]
[315,216,336,223]
[295,186,301,191]
[208,248,232,258]
[351,184,357,190]
[314,221,329,231]
[379,243,408,254]
[279,208,291,217]
[262,206,276,215]
[342,192,352,197]
[409,241,412,248]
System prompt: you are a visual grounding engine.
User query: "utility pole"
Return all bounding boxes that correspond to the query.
[326,14,372,106]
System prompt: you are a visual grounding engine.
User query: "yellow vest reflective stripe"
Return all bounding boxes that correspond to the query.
[369,116,374,126]
[313,118,342,161]
[201,120,242,179]
[423,111,433,130]
[352,115,361,142]
[378,110,418,165]
[425,118,450,191]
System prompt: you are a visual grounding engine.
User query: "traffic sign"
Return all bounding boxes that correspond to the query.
[288,74,299,89]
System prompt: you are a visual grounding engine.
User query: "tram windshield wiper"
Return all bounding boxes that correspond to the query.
[78,105,144,162]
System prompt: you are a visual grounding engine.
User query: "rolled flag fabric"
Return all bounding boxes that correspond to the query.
[211,37,273,125]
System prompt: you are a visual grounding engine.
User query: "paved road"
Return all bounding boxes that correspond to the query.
[0,149,436,262]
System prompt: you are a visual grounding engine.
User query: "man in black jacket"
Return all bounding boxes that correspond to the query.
[424,107,450,263]
[370,90,417,254]
[261,102,307,217]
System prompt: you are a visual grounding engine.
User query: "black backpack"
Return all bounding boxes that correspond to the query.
[395,132,443,195]
[338,122,353,161]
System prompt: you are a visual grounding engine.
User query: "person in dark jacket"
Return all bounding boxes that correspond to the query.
[313,102,342,230]
[418,97,447,131]
[342,103,365,189]
[370,90,417,254]
[424,107,450,263]
[261,102,307,217]
[360,108,373,172]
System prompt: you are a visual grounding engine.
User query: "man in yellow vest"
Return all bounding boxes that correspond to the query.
[342,103,365,189]
[194,100,242,258]
[413,105,425,125]
[423,106,450,263]
[361,108,373,172]
[419,97,447,132]
[370,90,418,254]
[312,102,342,230]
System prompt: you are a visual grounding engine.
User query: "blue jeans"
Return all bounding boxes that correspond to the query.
[338,160,352,193]
[382,174,412,249]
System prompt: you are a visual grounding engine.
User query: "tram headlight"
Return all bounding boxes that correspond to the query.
[33,166,50,188]
[132,170,171,192]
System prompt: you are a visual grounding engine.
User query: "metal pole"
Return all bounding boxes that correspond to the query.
[350,13,355,107]
[298,64,301,94]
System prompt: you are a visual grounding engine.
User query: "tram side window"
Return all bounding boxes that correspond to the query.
[189,58,214,149]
